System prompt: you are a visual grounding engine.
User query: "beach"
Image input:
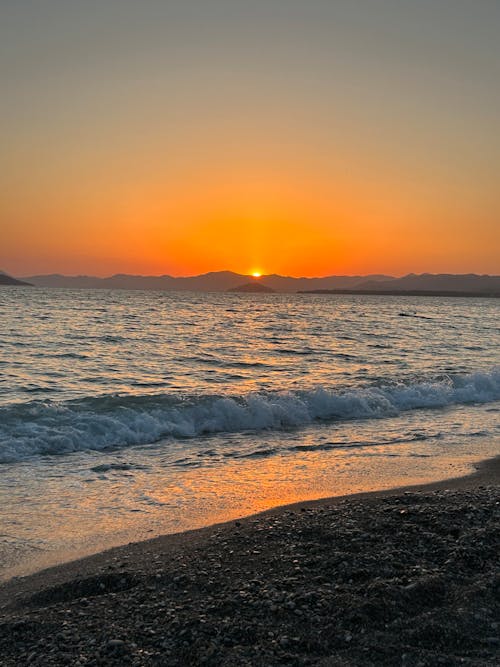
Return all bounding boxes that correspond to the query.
[1,456,498,666]
[4,0,500,662]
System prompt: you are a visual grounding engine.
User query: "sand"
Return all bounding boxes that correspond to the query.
[0,456,498,666]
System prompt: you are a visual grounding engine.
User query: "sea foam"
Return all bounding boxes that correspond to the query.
[0,368,498,463]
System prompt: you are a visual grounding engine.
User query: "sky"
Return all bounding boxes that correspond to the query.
[1,0,499,277]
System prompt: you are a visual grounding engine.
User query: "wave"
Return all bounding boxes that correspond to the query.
[0,368,499,463]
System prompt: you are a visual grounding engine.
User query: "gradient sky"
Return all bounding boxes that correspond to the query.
[1,0,499,277]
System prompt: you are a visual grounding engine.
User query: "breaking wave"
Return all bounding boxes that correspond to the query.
[0,368,499,463]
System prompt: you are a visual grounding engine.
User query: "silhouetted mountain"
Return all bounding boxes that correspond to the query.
[20,271,500,294]
[21,271,242,291]
[22,271,392,292]
[260,274,392,292]
[229,282,275,293]
[0,270,32,286]
[355,274,500,294]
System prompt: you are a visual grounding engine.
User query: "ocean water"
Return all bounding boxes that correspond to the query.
[1,287,499,579]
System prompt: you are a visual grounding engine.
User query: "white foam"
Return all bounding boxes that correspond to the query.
[0,368,499,463]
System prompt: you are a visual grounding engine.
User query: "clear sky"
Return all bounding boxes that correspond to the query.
[1,0,499,277]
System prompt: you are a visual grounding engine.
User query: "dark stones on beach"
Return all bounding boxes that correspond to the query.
[0,487,498,665]
[27,572,139,607]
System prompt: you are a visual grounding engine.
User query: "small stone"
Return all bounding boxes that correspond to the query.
[105,639,128,654]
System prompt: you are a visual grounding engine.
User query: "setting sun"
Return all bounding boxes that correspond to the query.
[2,2,499,279]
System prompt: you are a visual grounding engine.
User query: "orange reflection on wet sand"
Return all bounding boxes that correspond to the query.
[5,436,499,581]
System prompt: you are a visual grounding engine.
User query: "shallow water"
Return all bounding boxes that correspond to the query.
[0,287,499,578]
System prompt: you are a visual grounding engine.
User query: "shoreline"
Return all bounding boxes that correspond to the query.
[2,438,498,587]
[1,454,498,606]
[0,455,498,665]
[0,455,500,596]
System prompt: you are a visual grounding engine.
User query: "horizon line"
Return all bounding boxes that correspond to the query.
[11,269,500,280]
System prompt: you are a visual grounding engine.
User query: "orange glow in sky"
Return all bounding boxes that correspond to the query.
[1,2,499,278]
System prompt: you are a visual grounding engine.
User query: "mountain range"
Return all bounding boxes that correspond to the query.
[1,270,498,294]
[20,271,392,292]
[352,273,500,293]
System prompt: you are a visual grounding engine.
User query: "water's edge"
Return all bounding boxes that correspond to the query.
[3,451,498,586]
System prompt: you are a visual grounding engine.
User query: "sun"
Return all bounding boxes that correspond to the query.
[251,271,262,278]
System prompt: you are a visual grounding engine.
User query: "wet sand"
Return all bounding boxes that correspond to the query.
[0,456,498,666]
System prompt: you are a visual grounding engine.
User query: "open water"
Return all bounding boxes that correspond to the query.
[1,287,499,578]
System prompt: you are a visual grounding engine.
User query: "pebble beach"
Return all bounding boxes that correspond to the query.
[0,457,498,666]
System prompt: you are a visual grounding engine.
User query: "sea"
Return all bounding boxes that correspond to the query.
[1,287,499,580]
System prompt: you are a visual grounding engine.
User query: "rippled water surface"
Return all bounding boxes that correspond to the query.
[1,287,499,578]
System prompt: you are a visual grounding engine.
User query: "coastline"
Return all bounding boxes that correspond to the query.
[1,454,498,605]
[0,454,497,596]
[0,455,498,665]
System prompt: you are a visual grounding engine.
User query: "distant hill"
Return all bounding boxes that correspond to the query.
[229,282,275,293]
[261,274,392,292]
[22,271,392,292]
[18,271,499,294]
[354,274,500,294]
[0,270,32,286]
[21,271,243,292]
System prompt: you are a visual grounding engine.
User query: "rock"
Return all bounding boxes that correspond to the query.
[104,639,128,654]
